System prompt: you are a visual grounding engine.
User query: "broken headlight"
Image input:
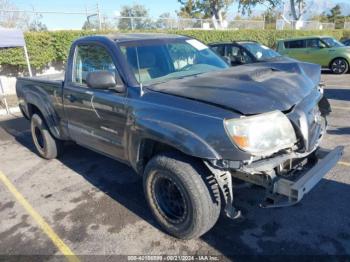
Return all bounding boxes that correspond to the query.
[224,111,297,156]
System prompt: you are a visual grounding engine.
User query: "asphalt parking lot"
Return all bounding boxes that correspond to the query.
[0,71,350,260]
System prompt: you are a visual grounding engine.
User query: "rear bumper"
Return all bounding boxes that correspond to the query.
[268,146,343,207]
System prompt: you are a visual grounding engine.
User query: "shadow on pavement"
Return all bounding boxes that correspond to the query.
[1,116,350,256]
[327,127,350,136]
[324,89,350,102]
[321,69,333,75]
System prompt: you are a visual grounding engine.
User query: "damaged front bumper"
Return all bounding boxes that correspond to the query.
[206,146,343,217]
[263,146,343,207]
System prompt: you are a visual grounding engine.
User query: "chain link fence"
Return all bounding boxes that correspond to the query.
[0,7,341,31]
[113,17,265,30]
[228,20,265,30]
[114,17,339,31]
[276,20,335,30]
[114,17,214,30]
[92,17,338,31]
[344,22,350,30]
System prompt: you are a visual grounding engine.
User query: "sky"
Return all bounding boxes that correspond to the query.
[9,0,349,30]
[10,0,182,29]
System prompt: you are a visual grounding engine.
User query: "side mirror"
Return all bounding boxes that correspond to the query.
[86,71,123,91]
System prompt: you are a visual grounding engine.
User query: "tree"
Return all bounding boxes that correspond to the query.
[289,0,306,21]
[327,4,344,29]
[117,4,153,30]
[28,14,47,32]
[177,0,202,18]
[82,14,113,30]
[328,4,342,21]
[0,0,48,31]
[238,0,310,21]
[263,8,281,29]
[155,12,175,29]
[0,0,30,29]
[238,0,281,15]
[82,20,97,30]
[177,0,234,28]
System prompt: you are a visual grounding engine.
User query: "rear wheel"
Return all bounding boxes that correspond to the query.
[31,114,63,159]
[330,58,349,74]
[143,152,220,239]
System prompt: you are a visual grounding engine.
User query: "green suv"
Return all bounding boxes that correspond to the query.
[277,36,350,74]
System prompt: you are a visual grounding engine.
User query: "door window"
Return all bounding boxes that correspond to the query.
[73,44,116,86]
[211,45,225,56]
[226,45,240,58]
[306,39,326,48]
[241,49,253,63]
[227,45,253,63]
[284,40,306,49]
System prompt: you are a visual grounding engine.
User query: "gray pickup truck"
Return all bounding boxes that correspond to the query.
[17,33,343,239]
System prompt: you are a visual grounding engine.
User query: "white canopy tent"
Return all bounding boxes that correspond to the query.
[0,27,32,114]
[0,27,32,76]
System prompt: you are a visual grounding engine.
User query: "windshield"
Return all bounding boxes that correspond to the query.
[119,39,229,85]
[322,37,344,48]
[241,42,281,61]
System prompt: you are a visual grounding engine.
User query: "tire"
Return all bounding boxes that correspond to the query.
[330,58,349,74]
[143,152,220,239]
[30,113,63,159]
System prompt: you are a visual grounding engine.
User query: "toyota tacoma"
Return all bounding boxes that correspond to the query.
[16,34,343,239]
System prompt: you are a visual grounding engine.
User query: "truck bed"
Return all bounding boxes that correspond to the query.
[16,73,66,137]
[18,72,64,85]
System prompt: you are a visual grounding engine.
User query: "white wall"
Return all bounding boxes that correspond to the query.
[0,76,17,95]
[0,63,64,95]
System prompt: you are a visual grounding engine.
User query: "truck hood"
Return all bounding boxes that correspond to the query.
[149,61,321,115]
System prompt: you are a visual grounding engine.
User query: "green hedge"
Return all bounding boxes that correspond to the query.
[1,29,350,70]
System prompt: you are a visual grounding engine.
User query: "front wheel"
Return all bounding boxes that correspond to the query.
[330,58,349,74]
[31,113,63,159]
[143,152,220,239]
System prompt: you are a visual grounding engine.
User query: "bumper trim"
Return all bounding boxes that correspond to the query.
[274,146,344,204]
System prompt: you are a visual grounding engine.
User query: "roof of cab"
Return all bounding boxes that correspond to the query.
[209,40,258,45]
[277,36,331,42]
[107,33,188,42]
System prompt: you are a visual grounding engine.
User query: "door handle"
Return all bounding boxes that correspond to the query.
[66,94,77,103]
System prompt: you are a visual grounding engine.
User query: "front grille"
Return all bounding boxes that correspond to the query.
[288,104,325,153]
[307,106,325,150]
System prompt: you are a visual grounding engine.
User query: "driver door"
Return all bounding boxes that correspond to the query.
[302,38,329,65]
[64,43,128,160]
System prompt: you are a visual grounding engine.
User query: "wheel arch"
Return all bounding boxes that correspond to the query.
[329,56,350,69]
[130,133,220,175]
[135,139,185,174]
[26,101,61,140]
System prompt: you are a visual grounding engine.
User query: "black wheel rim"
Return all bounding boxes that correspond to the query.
[153,174,187,223]
[34,126,44,149]
[332,59,347,74]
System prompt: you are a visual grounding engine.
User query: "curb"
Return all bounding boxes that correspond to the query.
[0,106,20,116]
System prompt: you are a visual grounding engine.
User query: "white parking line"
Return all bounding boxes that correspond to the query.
[326,85,350,88]
[0,171,80,262]
[339,161,350,167]
[332,106,350,111]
